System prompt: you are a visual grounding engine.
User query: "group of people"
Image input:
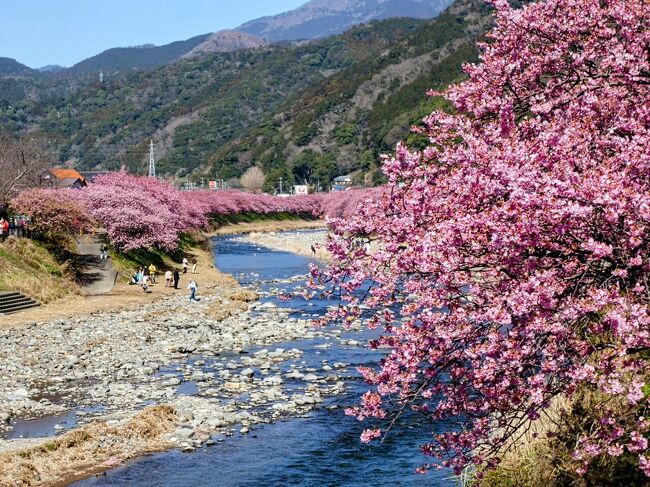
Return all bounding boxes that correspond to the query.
[130,264,160,292]
[129,260,200,301]
[0,216,29,240]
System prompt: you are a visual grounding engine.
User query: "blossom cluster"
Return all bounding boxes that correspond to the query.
[12,174,377,251]
[11,188,93,241]
[316,0,650,478]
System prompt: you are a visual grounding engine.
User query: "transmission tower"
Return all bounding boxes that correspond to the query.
[148,140,156,178]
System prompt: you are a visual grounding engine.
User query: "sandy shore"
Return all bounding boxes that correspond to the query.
[0,222,358,487]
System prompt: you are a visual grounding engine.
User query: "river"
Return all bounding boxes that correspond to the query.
[72,232,457,486]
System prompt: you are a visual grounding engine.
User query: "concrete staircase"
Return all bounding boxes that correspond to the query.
[0,292,41,315]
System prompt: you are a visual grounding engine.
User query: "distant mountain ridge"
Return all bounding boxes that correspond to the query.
[182,30,268,58]
[0,0,491,188]
[238,0,455,40]
[61,34,210,78]
[0,57,39,77]
[1,0,454,79]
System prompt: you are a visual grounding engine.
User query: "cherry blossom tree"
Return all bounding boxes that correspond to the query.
[78,173,204,252]
[314,0,650,479]
[12,189,94,242]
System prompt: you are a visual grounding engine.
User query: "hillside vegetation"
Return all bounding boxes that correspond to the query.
[0,0,491,188]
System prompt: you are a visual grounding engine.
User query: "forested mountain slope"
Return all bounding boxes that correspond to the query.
[0,0,492,189]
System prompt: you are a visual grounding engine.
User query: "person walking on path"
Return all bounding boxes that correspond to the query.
[191,257,197,274]
[141,274,150,293]
[165,270,173,287]
[100,244,108,260]
[173,269,180,289]
[188,280,200,301]
[148,263,157,284]
[182,257,189,274]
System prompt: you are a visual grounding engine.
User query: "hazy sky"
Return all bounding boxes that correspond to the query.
[1,0,307,68]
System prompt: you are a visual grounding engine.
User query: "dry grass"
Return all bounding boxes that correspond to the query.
[480,390,647,487]
[0,406,176,487]
[203,289,258,322]
[0,238,79,304]
[479,398,571,486]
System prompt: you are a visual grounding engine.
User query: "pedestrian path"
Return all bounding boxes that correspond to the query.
[75,235,118,295]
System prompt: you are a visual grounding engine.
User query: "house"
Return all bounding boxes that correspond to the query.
[78,171,112,183]
[332,175,353,192]
[47,168,87,189]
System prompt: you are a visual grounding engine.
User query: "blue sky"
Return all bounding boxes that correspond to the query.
[1,0,307,68]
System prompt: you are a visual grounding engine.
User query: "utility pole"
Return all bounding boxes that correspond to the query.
[148,140,156,178]
[279,177,283,195]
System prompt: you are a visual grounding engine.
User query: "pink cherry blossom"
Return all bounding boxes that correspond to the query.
[315,0,650,478]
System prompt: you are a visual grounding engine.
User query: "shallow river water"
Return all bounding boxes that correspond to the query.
[73,232,457,486]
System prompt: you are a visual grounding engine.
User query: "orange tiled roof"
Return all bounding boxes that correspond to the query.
[50,168,85,181]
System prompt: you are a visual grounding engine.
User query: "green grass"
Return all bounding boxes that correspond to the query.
[209,211,318,227]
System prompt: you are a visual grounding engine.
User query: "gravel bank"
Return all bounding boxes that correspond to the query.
[237,229,329,260]
[0,230,355,486]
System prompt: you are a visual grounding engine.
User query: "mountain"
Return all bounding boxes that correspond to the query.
[0,57,39,77]
[238,0,455,41]
[61,34,210,78]
[37,65,65,73]
[183,30,268,58]
[0,0,492,189]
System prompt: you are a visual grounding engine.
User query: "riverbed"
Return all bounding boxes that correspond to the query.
[71,232,456,486]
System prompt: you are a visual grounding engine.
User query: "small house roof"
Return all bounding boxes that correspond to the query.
[50,168,86,182]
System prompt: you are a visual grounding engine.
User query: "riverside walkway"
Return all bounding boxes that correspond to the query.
[75,234,117,295]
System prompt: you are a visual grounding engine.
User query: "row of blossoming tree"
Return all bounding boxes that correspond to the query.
[10,172,372,252]
[313,0,649,482]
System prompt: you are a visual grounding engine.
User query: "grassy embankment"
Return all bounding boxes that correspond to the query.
[0,213,321,293]
[0,237,79,303]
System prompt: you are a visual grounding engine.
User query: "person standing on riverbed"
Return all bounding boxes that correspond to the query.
[173,269,180,289]
[188,280,200,301]
[191,257,197,274]
[182,257,189,274]
[165,270,173,287]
